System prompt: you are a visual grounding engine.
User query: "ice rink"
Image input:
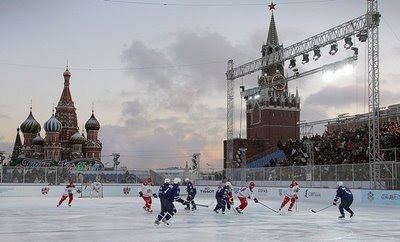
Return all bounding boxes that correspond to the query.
[0,197,399,242]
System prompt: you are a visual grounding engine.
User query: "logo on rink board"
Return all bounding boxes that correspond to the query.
[362,190,400,205]
[123,187,131,195]
[367,191,375,201]
[304,189,321,198]
[41,187,49,195]
[199,187,214,194]
[257,188,268,194]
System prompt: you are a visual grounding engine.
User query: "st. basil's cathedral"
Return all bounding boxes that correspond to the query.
[10,67,103,167]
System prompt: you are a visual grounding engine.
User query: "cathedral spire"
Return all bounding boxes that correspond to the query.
[58,67,74,107]
[266,2,279,46]
[11,128,22,160]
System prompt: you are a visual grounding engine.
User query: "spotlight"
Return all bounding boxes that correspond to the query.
[344,37,353,49]
[288,59,296,69]
[302,53,309,64]
[329,43,338,55]
[254,94,260,99]
[351,47,359,56]
[357,31,368,42]
[313,49,321,61]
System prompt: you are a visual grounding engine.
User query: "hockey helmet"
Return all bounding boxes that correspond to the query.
[249,181,255,188]
[164,178,171,184]
[291,180,299,186]
[173,177,182,184]
[146,177,152,184]
[337,181,343,187]
[184,178,190,182]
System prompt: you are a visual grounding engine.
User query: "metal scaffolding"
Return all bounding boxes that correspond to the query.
[225,0,381,188]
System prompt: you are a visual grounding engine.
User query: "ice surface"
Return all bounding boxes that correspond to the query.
[0,197,399,242]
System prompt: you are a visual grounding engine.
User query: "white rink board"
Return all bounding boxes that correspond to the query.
[1,184,399,206]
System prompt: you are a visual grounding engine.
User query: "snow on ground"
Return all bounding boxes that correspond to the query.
[0,197,399,242]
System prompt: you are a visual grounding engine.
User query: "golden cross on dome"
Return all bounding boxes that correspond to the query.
[268,1,276,11]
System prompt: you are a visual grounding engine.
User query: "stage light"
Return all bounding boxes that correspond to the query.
[342,64,354,75]
[344,37,353,49]
[254,94,260,99]
[322,70,335,82]
[289,59,296,69]
[329,43,338,55]
[351,47,359,56]
[302,53,309,64]
[313,49,321,61]
[357,31,368,42]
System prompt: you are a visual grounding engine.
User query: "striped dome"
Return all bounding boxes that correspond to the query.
[20,112,41,133]
[70,131,86,144]
[85,113,100,131]
[33,134,45,145]
[44,114,62,132]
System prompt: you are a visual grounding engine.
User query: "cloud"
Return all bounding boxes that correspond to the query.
[0,113,10,119]
[304,85,364,108]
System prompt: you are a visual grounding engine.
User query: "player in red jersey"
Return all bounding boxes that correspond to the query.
[235,181,258,214]
[139,177,157,212]
[279,180,300,212]
[57,181,77,207]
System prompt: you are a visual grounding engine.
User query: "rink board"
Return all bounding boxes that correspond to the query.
[0,184,399,206]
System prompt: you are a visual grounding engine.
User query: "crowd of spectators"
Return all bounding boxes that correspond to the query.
[277,121,400,166]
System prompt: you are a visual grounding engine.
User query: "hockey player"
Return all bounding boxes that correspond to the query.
[154,178,187,226]
[184,178,197,211]
[225,179,234,210]
[139,177,157,212]
[214,183,228,214]
[57,181,77,207]
[333,181,354,219]
[235,181,258,214]
[279,180,300,212]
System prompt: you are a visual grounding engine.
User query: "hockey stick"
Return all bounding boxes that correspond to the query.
[257,201,279,213]
[194,203,210,208]
[311,204,334,213]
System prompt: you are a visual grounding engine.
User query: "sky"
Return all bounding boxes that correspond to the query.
[1,0,400,169]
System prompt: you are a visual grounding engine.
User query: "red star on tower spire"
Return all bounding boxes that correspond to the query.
[268,1,276,11]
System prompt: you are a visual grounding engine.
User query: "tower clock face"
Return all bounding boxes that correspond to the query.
[271,73,286,91]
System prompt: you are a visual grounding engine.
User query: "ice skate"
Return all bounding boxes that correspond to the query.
[214,209,219,214]
[350,213,355,218]
[154,219,160,226]
[235,207,243,214]
[161,218,170,227]
[338,215,345,219]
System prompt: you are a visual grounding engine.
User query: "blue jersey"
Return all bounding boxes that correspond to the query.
[159,183,181,202]
[186,182,197,195]
[215,187,228,201]
[335,186,353,202]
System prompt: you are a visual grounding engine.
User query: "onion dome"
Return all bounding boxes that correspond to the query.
[44,114,62,132]
[20,111,41,133]
[70,131,86,144]
[63,67,71,77]
[85,113,100,131]
[32,134,45,145]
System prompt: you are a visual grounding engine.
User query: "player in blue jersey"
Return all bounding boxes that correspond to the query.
[333,181,355,219]
[184,178,197,211]
[214,183,228,214]
[155,178,187,226]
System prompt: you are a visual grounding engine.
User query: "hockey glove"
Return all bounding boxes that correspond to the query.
[153,193,158,198]
[254,198,259,203]
[247,196,251,199]
[77,189,81,194]
[139,191,143,197]
[333,201,337,206]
